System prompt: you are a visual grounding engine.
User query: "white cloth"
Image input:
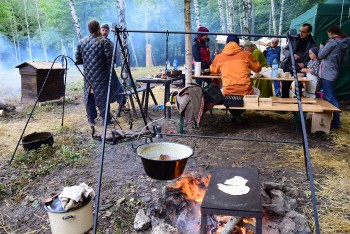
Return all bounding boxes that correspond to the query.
[304,73,317,99]
[217,176,250,196]
[58,183,95,210]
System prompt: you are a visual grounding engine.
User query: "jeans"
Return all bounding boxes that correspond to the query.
[273,80,281,96]
[86,92,111,124]
[322,79,340,126]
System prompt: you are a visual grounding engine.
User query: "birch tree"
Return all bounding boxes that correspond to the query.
[217,0,226,32]
[34,0,47,62]
[184,0,192,86]
[227,0,234,33]
[193,0,201,29]
[242,0,252,40]
[278,0,285,35]
[23,0,33,61]
[68,0,82,40]
[238,0,243,34]
[270,0,277,34]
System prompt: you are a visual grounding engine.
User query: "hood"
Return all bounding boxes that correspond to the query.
[222,42,242,56]
[337,37,350,50]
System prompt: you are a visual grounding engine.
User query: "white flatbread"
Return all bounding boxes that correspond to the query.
[217,184,250,196]
[224,176,248,186]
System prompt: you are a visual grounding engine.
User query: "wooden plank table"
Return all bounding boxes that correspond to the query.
[193,75,312,82]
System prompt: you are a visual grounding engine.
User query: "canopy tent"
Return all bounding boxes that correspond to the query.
[290,0,350,97]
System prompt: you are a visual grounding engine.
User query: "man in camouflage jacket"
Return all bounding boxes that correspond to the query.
[75,20,113,125]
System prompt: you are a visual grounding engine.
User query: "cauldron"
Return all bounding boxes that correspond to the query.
[22,132,54,151]
[136,142,193,180]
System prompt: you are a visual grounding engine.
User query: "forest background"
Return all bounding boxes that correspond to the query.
[0,0,323,70]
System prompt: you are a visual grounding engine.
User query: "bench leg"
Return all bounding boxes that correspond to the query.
[311,112,332,134]
[129,95,138,117]
[149,89,158,105]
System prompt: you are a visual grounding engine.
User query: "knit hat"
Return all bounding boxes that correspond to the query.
[197,26,209,33]
[101,23,110,30]
[226,35,240,45]
[310,47,319,57]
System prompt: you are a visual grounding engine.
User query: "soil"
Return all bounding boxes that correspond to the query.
[0,83,349,234]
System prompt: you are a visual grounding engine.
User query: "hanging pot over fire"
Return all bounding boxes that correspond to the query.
[136,142,193,180]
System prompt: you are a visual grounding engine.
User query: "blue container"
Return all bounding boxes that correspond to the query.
[173,59,179,70]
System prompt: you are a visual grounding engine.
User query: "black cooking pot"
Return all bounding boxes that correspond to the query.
[22,132,54,151]
[136,142,193,180]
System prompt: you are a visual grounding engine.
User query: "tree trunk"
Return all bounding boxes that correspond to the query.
[184,0,192,86]
[68,0,82,40]
[242,0,252,40]
[128,34,139,67]
[11,2,21,63]
[269,10,272,34]
[23,0,33,61]
[217,0,226,32]
[270,0,277,34]
[251,3,255,36]
[227,0,234,33]
[194,0,201,29]
[10,20,19,65]
[279,0,285,35]
[34,0,48,62]
[238,0,243,34]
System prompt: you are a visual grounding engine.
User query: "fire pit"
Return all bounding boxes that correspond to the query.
[200,167,262,234]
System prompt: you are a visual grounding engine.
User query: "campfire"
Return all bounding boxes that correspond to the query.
[166,173,257,234]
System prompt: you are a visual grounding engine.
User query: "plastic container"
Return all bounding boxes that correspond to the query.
[173,59,178,70]
[271,58,278,78]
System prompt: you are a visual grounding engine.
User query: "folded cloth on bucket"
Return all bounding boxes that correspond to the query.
[58,183,95,211]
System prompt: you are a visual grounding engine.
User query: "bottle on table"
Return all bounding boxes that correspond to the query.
[173,59,178,70]
[271,58,278,78]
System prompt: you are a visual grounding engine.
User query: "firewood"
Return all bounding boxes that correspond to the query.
[221,216,242,234]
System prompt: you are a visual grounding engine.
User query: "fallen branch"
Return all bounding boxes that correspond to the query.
[221,216,242,234]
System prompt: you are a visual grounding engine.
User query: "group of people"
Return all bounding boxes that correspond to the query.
[193,24,349,128]
[75,20,125,126]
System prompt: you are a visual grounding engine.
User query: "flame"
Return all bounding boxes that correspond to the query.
[168,174,211,203]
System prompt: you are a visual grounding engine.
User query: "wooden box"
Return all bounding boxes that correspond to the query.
[16,62,66,103]
[259,97,272,106]
[244,95,259,107]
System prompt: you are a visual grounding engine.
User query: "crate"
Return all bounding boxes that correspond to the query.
[259,98,272,106]
[244,95,259,107]
[16,62,66,103]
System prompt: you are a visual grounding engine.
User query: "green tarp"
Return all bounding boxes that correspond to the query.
[290,1,350,97]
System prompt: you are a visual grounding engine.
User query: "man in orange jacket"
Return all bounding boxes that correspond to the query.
[210,35,262,123]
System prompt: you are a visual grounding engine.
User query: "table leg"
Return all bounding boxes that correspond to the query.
[149,88,158,105]
[164,83,170,118]
[144,83,150,117]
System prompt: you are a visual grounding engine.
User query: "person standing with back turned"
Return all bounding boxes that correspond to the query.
[280,23,316,98]
[318,25,350,129]
[75,20,114,126]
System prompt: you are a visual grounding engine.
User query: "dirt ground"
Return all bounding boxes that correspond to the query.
[1,75,350,233]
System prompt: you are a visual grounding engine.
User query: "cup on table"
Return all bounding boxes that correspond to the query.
[284,72,290,78]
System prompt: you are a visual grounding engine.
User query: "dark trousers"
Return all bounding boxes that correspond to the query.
[281,68,302,98]
[86,92,111,124]
[322,79,340,126]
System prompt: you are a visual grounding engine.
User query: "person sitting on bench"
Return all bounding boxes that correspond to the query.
[210,35,261,124]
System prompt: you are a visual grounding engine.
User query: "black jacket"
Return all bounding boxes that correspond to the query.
[76,35,113,106]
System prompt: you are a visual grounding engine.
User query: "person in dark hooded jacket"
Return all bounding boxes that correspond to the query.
[75,20,113,125]
[318,24,350,128]
[193,26,211,86]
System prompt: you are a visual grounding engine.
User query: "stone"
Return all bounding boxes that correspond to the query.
[265,189,297,216]
[152,223,179,234]
[262,182,284,191]
[133,209,151,231]
[286,211,311,233]
[279,217,296,234]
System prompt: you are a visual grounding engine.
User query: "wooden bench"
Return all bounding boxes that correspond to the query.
[166,98,341,134]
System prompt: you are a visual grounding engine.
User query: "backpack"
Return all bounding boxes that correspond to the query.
[203,83,223,105]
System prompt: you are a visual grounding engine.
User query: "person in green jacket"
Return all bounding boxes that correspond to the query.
[244,41,273,98]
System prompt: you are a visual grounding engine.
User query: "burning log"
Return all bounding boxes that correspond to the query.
[221,216,242,234]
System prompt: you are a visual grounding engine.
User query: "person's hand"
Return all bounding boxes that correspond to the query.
[320,44,324,49]
[298,63,305,68]
[294,54,300,61]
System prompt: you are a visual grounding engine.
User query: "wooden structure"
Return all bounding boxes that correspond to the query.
[16,62,65,103]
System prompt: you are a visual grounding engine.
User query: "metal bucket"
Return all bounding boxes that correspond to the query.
[44,197,93,234]
[136,142,193,180]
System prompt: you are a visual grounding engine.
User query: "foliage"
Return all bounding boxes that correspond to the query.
[0,0,327,68]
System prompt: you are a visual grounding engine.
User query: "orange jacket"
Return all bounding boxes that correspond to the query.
[210,42,262,96]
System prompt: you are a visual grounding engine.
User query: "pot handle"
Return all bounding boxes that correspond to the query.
[62,215,75,220]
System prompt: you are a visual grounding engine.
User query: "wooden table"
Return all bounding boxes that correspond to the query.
[192,75,312,82]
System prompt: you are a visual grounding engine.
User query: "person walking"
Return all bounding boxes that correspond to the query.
[280,23,316,98]
[264,38,281,97]
[318,25,350,128]
[75,20,114,125]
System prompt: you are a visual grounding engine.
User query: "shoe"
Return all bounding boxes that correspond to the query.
[230,114,243,124]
